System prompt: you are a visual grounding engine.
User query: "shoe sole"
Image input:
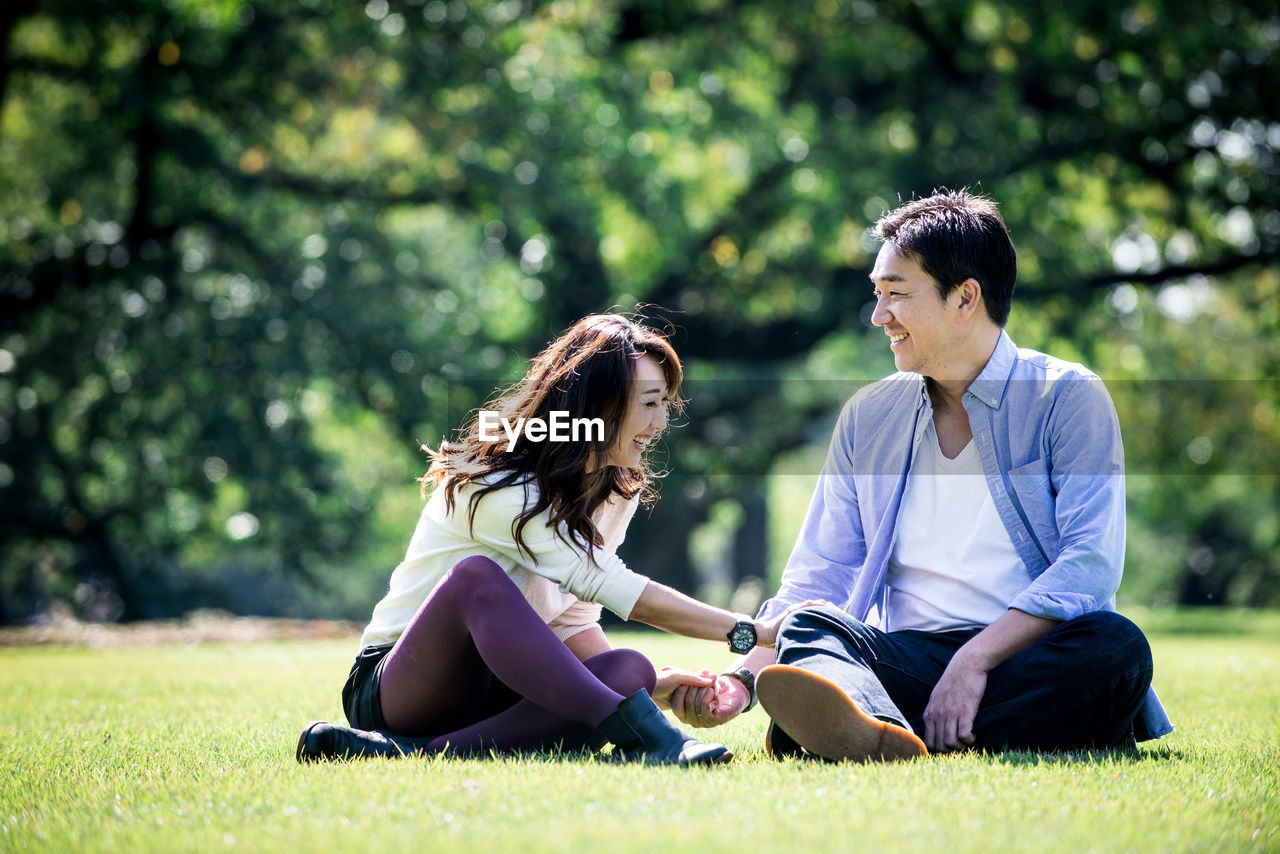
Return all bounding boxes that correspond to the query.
[756,665,927,762]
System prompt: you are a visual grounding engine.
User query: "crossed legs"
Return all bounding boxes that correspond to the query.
[376,555,656,756]
[769,604,1153,755]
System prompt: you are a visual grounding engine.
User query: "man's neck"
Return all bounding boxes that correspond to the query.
[925,325,1002,410]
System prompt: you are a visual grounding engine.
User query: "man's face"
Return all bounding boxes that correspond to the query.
[869,242,962,378]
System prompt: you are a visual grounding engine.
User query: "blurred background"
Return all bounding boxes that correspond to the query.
[2,0,1277,627]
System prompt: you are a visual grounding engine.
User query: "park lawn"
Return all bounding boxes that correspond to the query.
[1,613,1278,854]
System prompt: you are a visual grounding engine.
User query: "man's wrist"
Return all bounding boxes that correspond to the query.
[723,667,758,713]
[949,641,992,674]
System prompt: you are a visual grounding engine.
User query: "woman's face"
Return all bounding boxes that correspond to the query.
[602,354,670,469]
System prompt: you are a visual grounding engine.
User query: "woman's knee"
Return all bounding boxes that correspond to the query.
[584,648,656,697]
[442,555,513,601]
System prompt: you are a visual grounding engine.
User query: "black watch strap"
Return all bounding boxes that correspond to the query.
[724,667,758,713]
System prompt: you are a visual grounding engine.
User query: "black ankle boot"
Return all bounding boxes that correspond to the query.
[595,690,732,765]
[295,721,434,763]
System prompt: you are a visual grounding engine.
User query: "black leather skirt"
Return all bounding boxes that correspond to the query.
[341,642,394,730]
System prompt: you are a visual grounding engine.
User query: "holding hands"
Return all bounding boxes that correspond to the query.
[660,667,752,727]
[651,666,716,712]
[660,599,835,728]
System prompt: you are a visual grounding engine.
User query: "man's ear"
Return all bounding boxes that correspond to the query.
[953,278,984,321]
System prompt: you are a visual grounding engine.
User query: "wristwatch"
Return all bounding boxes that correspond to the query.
[723,666,758,713]
[726,617,757,654]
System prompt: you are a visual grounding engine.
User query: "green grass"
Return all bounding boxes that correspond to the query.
[2,616,1278,854]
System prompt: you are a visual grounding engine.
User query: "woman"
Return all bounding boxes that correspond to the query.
[297,314,789,766]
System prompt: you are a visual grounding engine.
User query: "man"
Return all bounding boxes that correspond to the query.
[672,189,1171,759]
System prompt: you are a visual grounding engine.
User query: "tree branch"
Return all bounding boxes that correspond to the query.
[1082,249,1280,289]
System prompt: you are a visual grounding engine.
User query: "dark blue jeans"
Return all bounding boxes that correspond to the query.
[775,605,1154,751]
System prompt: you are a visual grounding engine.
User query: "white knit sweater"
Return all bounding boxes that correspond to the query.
[359,477,649,648]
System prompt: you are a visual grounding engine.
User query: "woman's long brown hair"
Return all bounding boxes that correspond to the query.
[422,314,684,559]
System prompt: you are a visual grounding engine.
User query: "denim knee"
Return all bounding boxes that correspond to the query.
[1060,611,1153,674]
[778,604,878,658]
[779,603,845,640]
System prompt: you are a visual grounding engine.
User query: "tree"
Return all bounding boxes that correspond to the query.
[2,0,1277,621]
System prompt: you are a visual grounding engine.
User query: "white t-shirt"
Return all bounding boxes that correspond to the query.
[885,421,1030,632]
[360,477,650,648]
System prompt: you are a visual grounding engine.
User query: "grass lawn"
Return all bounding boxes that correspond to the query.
[2,610,1278,854]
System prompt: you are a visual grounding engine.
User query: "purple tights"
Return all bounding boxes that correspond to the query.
[377,555,656,756]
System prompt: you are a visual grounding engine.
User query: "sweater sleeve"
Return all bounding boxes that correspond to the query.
[460,483,650,620]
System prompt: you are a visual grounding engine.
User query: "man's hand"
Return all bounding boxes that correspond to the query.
[921,609,1058,752]
[667,670,751,728]
[921,653,987,753]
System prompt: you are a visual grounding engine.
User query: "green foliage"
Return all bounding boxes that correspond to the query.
[1,623,1278,853]
[2,0,1278,619]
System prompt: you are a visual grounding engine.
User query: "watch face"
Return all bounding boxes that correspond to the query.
[729,622,755,651]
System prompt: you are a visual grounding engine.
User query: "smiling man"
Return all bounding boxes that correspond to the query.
[670,189,1172,759]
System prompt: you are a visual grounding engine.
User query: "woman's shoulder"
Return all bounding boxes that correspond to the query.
[445,472,539,515]
[595,485,640,518]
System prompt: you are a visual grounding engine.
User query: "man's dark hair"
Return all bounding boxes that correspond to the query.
[873,189,1017,327]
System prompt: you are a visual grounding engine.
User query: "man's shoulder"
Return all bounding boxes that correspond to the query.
[1010,344,1101,384]
[1005,344,1118,426]
[845,371,921,411]
[827,374,921,452]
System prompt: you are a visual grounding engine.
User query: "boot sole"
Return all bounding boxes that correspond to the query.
[756,665,927,762]
[691,745,734,766]
[296,720,326,763]
[611,743,734,765]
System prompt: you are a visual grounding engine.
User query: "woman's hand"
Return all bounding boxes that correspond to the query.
[651,666,716,711]
[670,673,752,728]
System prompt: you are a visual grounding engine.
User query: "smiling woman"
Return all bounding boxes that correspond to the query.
[296,314,801,766]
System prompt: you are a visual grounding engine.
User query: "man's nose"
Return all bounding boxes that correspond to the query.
[870,296,890,327]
